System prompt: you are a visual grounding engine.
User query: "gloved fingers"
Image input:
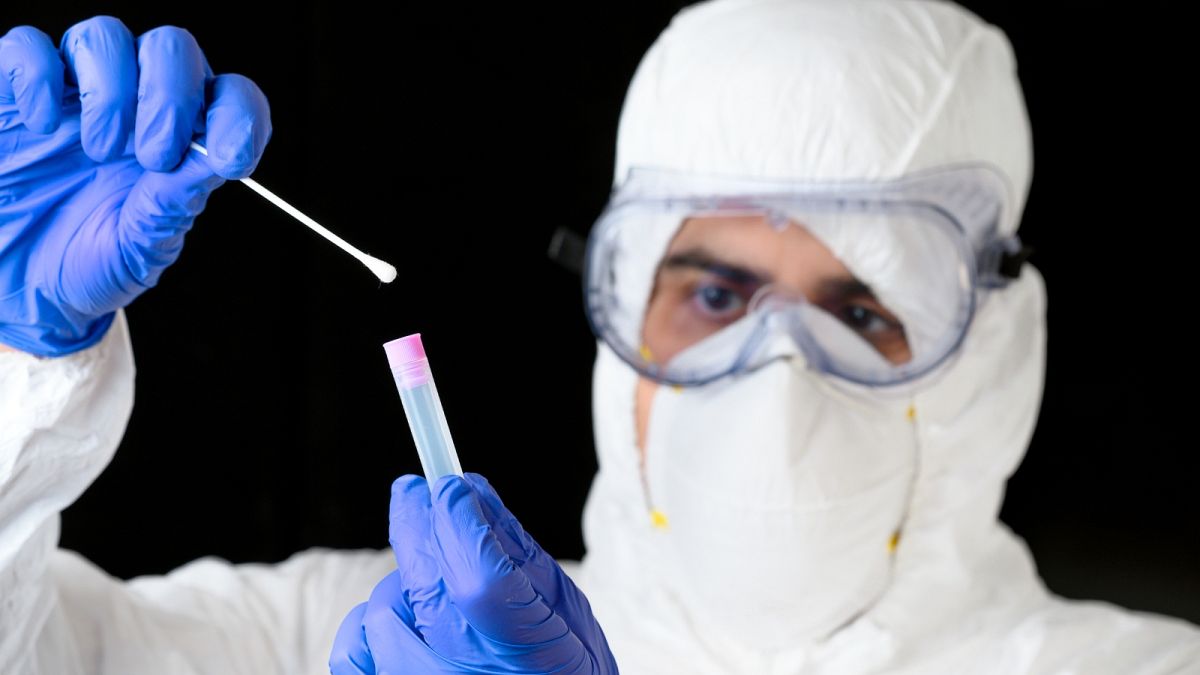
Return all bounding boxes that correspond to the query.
[460,472,573,635]
[0,26,64,133]
[430,476,577,650]
[359,570,460,673]
[388,475,453,625]
[389,476,443,595]
[203,72,270,179]
[464,472,565,594]
[463,472,545,566]
[329,602,376,675]
[134,26,211,172]
[464,472,607,647]
[59,16,136,161]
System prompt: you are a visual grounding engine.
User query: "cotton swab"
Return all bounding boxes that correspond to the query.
[189,141,397,284]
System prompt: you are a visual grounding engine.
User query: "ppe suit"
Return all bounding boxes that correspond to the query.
[3,2,1198,675]
[567,0,1200,672]
[0,312,397,674]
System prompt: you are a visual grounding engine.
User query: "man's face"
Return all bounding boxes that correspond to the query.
[634,213,912,454]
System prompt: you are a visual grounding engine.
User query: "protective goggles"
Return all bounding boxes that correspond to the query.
[583,165,1028,388]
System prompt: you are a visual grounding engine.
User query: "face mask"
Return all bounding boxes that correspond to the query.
[640,358,918,649]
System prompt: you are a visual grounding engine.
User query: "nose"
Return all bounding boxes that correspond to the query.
[745,306,812,374]
[747,282,808,314]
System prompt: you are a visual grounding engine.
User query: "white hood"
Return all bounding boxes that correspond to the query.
[573,1,1198,672]
[613,0,1032,221]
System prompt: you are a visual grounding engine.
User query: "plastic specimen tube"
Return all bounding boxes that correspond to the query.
[384,334,463,484]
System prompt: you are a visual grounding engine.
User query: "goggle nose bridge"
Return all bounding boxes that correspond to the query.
[743,288,824,368]
[747,283,810,315]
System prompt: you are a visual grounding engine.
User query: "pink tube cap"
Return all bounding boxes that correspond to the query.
[384,333,431,388]
[384,333,426,367]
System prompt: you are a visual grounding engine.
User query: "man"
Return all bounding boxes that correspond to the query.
[332,1,1200,671]
[2,2,1197,674]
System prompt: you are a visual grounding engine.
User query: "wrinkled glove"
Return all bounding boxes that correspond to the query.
[330,473,619,674]
[0,16,270,356]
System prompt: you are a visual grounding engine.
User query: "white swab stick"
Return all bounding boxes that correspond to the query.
[189,142,397,283]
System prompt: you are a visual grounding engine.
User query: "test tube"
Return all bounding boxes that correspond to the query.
[384,334,463,483]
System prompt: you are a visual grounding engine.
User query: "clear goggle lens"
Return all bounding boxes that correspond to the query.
[584,167,1012,387]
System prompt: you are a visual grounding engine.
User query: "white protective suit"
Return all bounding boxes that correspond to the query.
[1,1,1197,674]
[569,0,1200,673]
[0,312,396,674]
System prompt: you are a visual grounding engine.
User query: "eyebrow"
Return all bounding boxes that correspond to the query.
[660,249,767,286]
[817,277,878,301]
[661,248,881,301]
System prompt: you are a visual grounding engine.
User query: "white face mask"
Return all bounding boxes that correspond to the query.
[640,358,918,649]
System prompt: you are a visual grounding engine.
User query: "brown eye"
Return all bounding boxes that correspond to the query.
[815,296,910,363]
[692,283,747,318]
[840,304,895,334]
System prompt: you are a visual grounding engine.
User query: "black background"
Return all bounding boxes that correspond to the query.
[5,1,1197,624]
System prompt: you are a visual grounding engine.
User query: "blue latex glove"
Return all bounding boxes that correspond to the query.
[0,17,270,356]
[330,473,619,674]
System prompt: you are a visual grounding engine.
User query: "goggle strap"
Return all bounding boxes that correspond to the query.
[999,243,1034,279]
[978,237,1033,287]
[548,226,587,275]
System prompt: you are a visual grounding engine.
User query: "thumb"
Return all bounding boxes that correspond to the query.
[51,150,223,318]
[116,145,224,289]
[329,602,375,675]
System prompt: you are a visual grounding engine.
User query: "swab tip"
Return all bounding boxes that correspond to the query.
[364,256,398,284]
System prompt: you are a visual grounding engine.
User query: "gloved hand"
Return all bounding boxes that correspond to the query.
[0,16,270,356]
[330,473,619,674]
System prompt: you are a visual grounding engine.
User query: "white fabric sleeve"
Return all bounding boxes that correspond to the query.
[45,546,394,675]
[1007,599,1200,675]
[1,313,395,674]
